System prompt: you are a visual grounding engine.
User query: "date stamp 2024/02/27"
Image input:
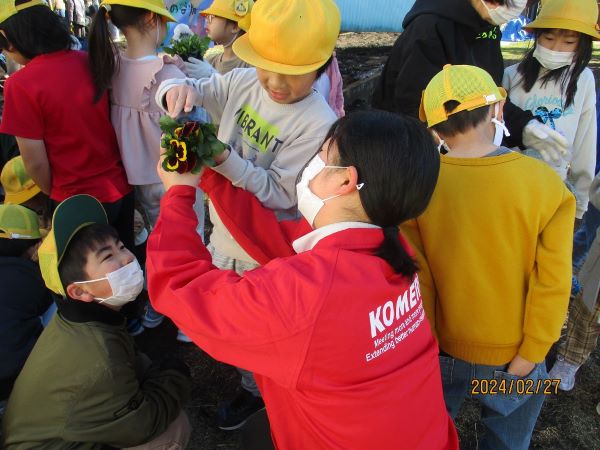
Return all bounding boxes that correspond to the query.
[471,378,561,396]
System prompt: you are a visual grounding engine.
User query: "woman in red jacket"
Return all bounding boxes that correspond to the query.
[147,111,458,450]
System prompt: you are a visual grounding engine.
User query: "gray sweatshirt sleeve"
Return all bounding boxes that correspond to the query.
[212,134,324,211]
[155,72,233,123]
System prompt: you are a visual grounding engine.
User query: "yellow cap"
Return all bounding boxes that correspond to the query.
[0,0,45,24]
[419,64,507,128]
[101,0,176,21]
[232,0,340,75]
[0,204,41,240]
[201,0,254,32]
[38,195,107,296]
[1,156,41,205]
[525,0,600,41]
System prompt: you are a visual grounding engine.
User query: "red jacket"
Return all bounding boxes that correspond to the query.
[147,184,458,450]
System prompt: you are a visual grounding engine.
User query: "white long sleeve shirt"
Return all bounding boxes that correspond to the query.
[503,65,597,218]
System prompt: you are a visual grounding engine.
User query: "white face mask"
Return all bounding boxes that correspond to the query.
[533,44,575,70]
[74,260,144,307]
[296,155,364,227]
[491,103,511,146]
[481,0,527,25]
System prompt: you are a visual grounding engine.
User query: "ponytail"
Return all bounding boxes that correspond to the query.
[88,5,118,102]
[376,226,418,278]
[325,111,439,279]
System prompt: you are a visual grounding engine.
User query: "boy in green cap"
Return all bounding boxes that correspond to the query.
[2,195,191,449]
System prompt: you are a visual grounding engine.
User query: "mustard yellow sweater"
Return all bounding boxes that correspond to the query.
[402,152,576,365]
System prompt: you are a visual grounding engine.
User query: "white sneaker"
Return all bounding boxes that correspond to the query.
[548,358,579,391]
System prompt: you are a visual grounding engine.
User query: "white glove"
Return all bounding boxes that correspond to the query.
[183,57,217,80]
[522,120,569,162]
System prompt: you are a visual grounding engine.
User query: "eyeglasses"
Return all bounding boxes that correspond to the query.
[205,14,214,24]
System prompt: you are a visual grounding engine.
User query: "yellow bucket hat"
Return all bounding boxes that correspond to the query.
[1,156,41,205]
[0,204,41,240]
[232,0,341,75]
[201,0,254,32]
[0,0,45,24]
[419,64,507,128]
[101,0,176,21]
[525,0,600,41]
[38,195,107,297]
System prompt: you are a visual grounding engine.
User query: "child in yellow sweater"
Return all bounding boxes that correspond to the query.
[402,64,575,450]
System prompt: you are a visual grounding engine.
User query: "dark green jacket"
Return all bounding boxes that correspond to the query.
[2,298,190,449]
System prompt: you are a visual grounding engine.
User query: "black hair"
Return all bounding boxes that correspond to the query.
[88,4,155,101]
[325,110,440,279]
[516,29,592,109]
[58,223,119,292]
[431,100,493,138]
[316,56,333,79]
[225,18,246,36]
[0,238,39,257]
[0,0,71,60]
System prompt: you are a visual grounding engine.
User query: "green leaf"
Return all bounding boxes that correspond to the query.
[159,115,178,131]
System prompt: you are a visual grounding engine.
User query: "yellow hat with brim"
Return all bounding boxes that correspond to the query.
[524,0,600,41]
[1,156,41,205]
[0,204,41,240]
[0,0,46,24]
[201,0,253,32]
[419,64,507,128]
[38,195,107,297]
[101,0,176,22]
[232,0,340,75]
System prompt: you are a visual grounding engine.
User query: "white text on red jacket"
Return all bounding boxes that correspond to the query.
[366,277,425,362]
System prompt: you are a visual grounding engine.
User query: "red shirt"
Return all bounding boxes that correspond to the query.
[147,186,458,450]
[0,50,130,202]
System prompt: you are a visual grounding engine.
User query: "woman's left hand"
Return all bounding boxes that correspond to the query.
[157,154,203,191]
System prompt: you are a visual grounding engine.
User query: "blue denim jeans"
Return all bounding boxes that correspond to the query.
[439,354,548,450]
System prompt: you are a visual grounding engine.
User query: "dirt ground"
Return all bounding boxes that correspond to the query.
[126,31,600,450]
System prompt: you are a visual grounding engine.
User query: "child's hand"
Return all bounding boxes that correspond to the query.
[183,57,216,80]
[523,120,569,162]
[165,84,200,118]
[157,155,203,191]
[506,354,536,378]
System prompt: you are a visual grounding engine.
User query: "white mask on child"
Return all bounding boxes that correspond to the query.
[533,45,575,70]
[481,0,527,25]
[491,103,510,147]
[296,155,364,227]
[74,260,144,307]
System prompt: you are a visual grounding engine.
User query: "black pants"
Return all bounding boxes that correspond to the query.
[51,191,135,252]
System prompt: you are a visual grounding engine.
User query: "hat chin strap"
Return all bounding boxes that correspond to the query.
[220,32,238,49]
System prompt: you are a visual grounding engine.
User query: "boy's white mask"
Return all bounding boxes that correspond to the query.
[73,260,144,307]
[296,155,364,227]
[533,45,575,70]
[481,0,527,25]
